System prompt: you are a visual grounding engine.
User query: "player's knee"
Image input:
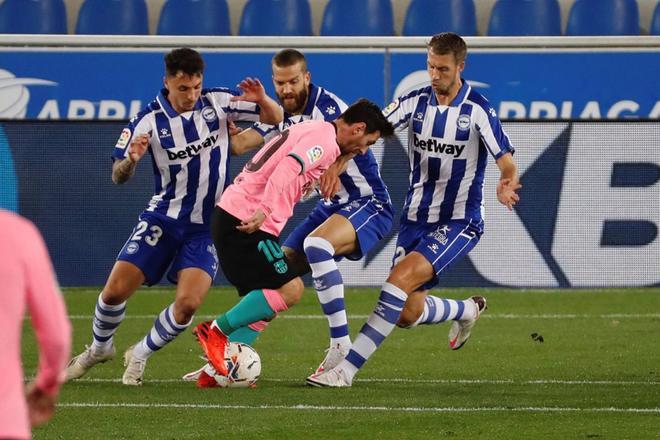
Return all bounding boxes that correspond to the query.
[278,277,304,307]
[102,279,135,304]
[174,296,202,323]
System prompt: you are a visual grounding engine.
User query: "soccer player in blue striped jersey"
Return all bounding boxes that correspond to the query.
[64,48,283,386]
[183,49,393,382]
[307,33,521,387]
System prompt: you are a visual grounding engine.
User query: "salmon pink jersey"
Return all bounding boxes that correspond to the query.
[0,210,71,439]
[219,120,341,236]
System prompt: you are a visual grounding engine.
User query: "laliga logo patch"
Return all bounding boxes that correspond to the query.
[202,106,217,122]
[383,100,399,117]
[457,114,471,131]
[306,145,324,164]
[116,128,131,149]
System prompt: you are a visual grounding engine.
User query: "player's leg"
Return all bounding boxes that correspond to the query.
[304,214,356,351]
[307,251,433,387]
[123,230,217,385]
[198,207,301,374]
[396,221,485,350]
[65,260,144,381]
[305,198,393,374]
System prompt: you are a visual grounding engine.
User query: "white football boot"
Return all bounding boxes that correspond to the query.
[314,342,351,375]
[65,344,115,381]
[306,367,352,388]
[122,345,147,386]
[448,295,487,350]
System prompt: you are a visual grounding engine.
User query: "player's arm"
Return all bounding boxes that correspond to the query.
[231,127,265,156]
[23,219,71,425]
[112,133,149,184]
[231,77,283,125]
[495,152,522,211]
[319,153,354,199]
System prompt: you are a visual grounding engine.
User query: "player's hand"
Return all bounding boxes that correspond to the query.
[497,178,522,211]
[231,77,266,104]
[128,133,149,163]
[26,383,56,427]
[227,121,243,136]
[319,169,341,200]
[236,209,267,233]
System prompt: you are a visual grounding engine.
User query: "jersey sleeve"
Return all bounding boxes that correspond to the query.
[287,133,339,175]
[112,110,153,161]
[251,122,281,143]
[23,220,71,396]
[474,105,515,160]
[382,92,417,131]
[315,91,348,122]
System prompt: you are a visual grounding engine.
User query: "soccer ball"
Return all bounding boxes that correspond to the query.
[203,342,261,388]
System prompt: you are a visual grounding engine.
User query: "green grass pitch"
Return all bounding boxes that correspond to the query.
[22,287,660,439]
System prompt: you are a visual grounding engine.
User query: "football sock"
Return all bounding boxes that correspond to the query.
[304,236,351,347]
[228,321,269,345]
[413,296,474,326]
[338,282,407,380]
[132,302,191,360]
[91,292,126,352]
[214,289,286,335]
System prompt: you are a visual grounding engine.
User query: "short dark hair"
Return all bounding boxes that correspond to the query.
[272,48,307,72]
[340,98,394,138]
[427,32,467,63]
[164,48,205,77]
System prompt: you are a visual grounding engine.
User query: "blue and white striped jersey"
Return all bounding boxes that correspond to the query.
[254,83,390,206]
[384,80,514,228]
[112,88,261,225]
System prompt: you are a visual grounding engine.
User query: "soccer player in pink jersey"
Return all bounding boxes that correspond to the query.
[0,210,71,439]
[193,99,394,380]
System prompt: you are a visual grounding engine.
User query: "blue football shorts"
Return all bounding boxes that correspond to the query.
[117,211,219,286]
[283,196,394,261]
[392,219,482,290]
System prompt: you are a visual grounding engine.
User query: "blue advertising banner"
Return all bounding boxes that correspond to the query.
[0,51,385,120]
[390,52,660,119]
[0,50,658,120]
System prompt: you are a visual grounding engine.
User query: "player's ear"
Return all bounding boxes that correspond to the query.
[163,76,169,91]
[353,122,366,136]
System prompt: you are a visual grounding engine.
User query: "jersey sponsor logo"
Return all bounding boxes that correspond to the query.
[306,145,324,164]
[457,114,471,131]
[165,134,218,160]
[413,134,465,157]
[202,106,217,122]
[116,128,131,149]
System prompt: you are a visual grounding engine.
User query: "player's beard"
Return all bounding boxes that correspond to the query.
[433,80,454,97]
[278,88,308,114]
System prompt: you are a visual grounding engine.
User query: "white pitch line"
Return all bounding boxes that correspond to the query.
[64,313,660,320]
[58,402,660,414]
[70,378,660,386]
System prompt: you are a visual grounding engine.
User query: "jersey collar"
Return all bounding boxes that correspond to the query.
[302,83,320,116]
[429,79,470,107]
